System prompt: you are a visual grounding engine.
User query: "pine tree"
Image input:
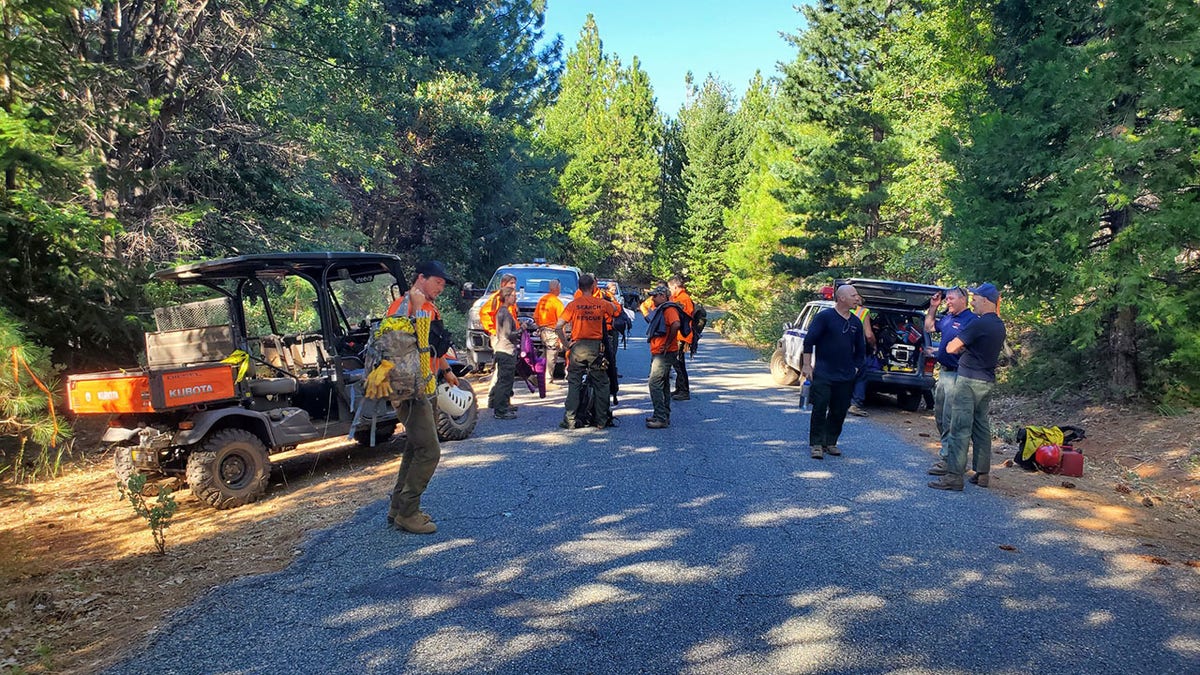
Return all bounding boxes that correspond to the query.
[724,73,793,312]
[678,75,746,296]
[539,15,662,277]
[946,0,1200,399]
[775,0,910,279]
[607,58,662,279]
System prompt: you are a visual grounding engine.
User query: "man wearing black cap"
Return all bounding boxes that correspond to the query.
[386,261,460,533]
[928,283,1006,491]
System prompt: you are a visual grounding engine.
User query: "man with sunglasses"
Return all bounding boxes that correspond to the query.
[924,286,977,454]
[800,284,867,459]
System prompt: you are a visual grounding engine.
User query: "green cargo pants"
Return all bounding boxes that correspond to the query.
[388,395,441,519]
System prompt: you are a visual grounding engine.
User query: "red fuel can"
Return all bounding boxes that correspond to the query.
[1057,450,1084,478]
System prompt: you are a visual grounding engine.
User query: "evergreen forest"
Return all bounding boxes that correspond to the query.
[3,0,1200,459]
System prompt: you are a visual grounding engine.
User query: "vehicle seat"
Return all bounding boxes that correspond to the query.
[290,339,329,370]
[259,335,291,371]
[247,377,299,397]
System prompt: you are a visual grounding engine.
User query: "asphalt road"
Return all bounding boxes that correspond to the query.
[109,331,1200,674]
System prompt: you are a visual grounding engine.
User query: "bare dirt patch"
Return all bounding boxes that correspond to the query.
[870,393,1200,558]
[2,378,1198,673]
[1,431,408,674]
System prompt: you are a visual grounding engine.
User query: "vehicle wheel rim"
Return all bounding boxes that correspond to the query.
[220,453,249,488]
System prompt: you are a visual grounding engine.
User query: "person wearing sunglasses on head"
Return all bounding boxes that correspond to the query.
[924,286,977,453]
[800,283,867,460]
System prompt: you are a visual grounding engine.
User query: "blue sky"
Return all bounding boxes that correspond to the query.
[540,0,805,115]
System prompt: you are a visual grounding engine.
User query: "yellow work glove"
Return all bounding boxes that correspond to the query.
[364,360,395,399]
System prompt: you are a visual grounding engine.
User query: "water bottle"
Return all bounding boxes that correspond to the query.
[799,379,811,409]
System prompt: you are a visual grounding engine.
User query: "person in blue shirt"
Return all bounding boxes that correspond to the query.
[924,286,976,450]
[801,284,867,460]
[928,283,1007,491]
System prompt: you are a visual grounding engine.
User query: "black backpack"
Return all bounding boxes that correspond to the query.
[692,303,708,336]
[613,309,632,333]
[646,301,692,339]
[689,303,708,355]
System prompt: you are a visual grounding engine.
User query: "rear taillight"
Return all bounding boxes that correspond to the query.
[924,356,936,376]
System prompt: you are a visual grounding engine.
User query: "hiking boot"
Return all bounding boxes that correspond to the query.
[927,475,964,491]
[825,445,841,456]
[810,445,824,460]
[927,461,948,476]
[672,392,690,401]
[969,472,990,488]
[394,513,438,534]
[559,419,573,429]
[645,418,669,429]
[386,511,431,528]
[494,410,517,420]
[597,417,619,428]
[848,405,869,417]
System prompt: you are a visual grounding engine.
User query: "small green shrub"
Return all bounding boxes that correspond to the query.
[118,475,179,555]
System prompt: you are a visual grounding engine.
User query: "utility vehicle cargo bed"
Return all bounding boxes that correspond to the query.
[67,364,239,414]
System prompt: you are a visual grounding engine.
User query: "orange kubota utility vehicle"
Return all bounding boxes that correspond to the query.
[66,253,478,509]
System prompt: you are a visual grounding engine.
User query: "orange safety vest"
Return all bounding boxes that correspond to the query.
[480,290,518,335]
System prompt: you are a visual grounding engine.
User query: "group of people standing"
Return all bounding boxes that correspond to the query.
[479,272,698,431]
[382,262,1007,537]
[800,281,1007,492]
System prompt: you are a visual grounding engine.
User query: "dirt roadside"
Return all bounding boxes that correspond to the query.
[1,379,1198,673]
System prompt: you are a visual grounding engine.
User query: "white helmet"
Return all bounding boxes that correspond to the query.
[437,382,475,417]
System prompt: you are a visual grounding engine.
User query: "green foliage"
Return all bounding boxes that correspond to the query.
[720,285,812,353]
[677,75,749,296]
[723,75,795,311]
[1,307,73,482]
[118,474,179,555]
[538,15,662,279]
[945,0,1200,401]
[775,0,913,278]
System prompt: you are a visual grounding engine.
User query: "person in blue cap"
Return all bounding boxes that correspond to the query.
[928,283,1007,491]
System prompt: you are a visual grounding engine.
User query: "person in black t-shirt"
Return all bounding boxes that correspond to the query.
[928,283,1007,491]
[801,284,867,460]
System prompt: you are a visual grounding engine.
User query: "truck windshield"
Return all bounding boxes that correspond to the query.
[487,268,578,296]
[330,273,399,326]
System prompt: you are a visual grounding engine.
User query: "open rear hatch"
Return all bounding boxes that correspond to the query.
[842,278,943,310]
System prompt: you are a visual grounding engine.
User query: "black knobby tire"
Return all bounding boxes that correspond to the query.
[437,379,479,441]
[770,348,801,386]
[186,428,271,510]
[354,423,397,447]
[898,391,922,412]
